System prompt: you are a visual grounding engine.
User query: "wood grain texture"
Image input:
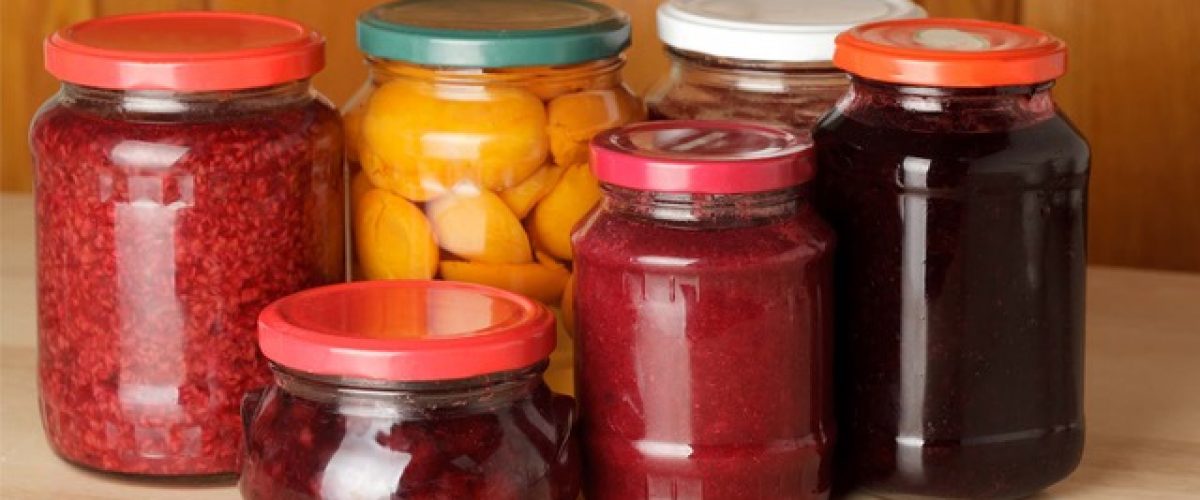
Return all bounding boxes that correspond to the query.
[0,0,95,192]
[1023,0,1200,271]
[95,0,210,15]
[915,0,1019,22]
[2,192,1198,499]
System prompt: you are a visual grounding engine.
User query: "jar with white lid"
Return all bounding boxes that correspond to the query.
[646,0,925,133]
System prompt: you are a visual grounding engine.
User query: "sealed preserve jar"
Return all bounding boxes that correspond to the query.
[240,281,580,499]
[573,121,836,499]
[647,0,924,133]
[30,13,344,476]
[814,19,1090,498]
[344,0,644,397]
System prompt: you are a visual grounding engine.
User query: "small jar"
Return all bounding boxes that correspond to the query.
[31,13,343,476]
[573,121,836,498]
[647,0,924,133]
[240,281,580,499]
[344,0,644,397]
[814,19,1090,498]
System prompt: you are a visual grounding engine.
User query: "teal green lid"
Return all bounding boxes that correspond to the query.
[357,0,631,68]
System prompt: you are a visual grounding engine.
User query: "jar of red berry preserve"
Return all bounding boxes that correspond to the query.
[30,13,344,476]
[814,18,1090,499]
[647,0,924,133]
[573,120,836,499]
[240,280,579,499]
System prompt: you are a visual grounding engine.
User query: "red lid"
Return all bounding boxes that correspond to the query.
[589,120,814,194]
[258,281,556,382]
[834,18,1067,87]
[45,12,325,91]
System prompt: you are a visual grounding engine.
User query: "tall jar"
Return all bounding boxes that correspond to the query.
[646,0,924,133]
[343,0,645,397]
[30,13,344,476]
[240,281,580,499]
[814,19,1090,498]
[574,121,836,499]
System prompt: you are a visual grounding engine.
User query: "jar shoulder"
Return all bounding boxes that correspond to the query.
[31,93,342,175]
[814,108,1090,189]
[573,205,834,270]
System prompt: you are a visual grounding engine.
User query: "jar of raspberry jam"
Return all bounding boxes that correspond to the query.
[573,121,836,499]
[240,280,580,499]
[647,0,924,133]
[31,13,344,476]
[814,19,1090,498]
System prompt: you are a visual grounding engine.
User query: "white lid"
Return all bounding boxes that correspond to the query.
[657,0,926,62]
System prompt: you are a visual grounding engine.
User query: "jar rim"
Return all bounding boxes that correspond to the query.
[258,280,556,382]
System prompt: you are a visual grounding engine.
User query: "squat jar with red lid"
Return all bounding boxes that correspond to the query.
[31,13,344,476]
[573,121,835,499]
[240,280,580,499]
[814,19,1090,498]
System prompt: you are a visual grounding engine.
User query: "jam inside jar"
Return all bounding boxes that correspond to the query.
[814,19,1090,498]
[31,13,343,476]
[240,281,580,499]
[574,121,836,499]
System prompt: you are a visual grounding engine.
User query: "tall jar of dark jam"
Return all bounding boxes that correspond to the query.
[646,0,924,133]
[30,13,344,476]
[813,19,1090,498]
[241,281,580,499]
[574,121,836,499]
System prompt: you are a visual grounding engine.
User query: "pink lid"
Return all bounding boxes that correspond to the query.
[589,120,814,194]
[45,12,324,91]
[258,281,556,382]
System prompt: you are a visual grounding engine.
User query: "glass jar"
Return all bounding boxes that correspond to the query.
[814,19,1090,498]
[343,0,644,397]
[30,13,343,476]
[573,121,836,498]
[647,0,924,133]
[240,281,580,499]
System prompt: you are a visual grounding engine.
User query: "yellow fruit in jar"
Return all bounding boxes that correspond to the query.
[361,78,549,197]
[544,329,575,396]
[351,170,374,209]
[529,163,602,261]
[360,148,452,202]
[427,189,532,264]
[343,100,368,162]
[354,188,440,280]
[500,164,565,219]
[561,272,576,337]
[440,260,570,305]
[546,87,646,167]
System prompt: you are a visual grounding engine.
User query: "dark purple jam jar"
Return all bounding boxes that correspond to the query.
[814,19,1090,499]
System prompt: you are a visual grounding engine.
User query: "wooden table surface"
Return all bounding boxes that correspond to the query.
[1,192,1198,499]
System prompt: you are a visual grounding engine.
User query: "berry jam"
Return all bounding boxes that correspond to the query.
[240,365,581,499]
[814,78,1089,498]
[573,187,835,499]
[31,82,344,475]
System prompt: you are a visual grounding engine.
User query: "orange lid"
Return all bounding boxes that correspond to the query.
[833,18,1067,87]
[45,12,324,91]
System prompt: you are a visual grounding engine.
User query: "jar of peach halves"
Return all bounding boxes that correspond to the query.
[343,0,644,396]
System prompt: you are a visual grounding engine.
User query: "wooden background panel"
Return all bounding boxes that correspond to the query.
[2,0,1198,272]
[1022,0,1200,272]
